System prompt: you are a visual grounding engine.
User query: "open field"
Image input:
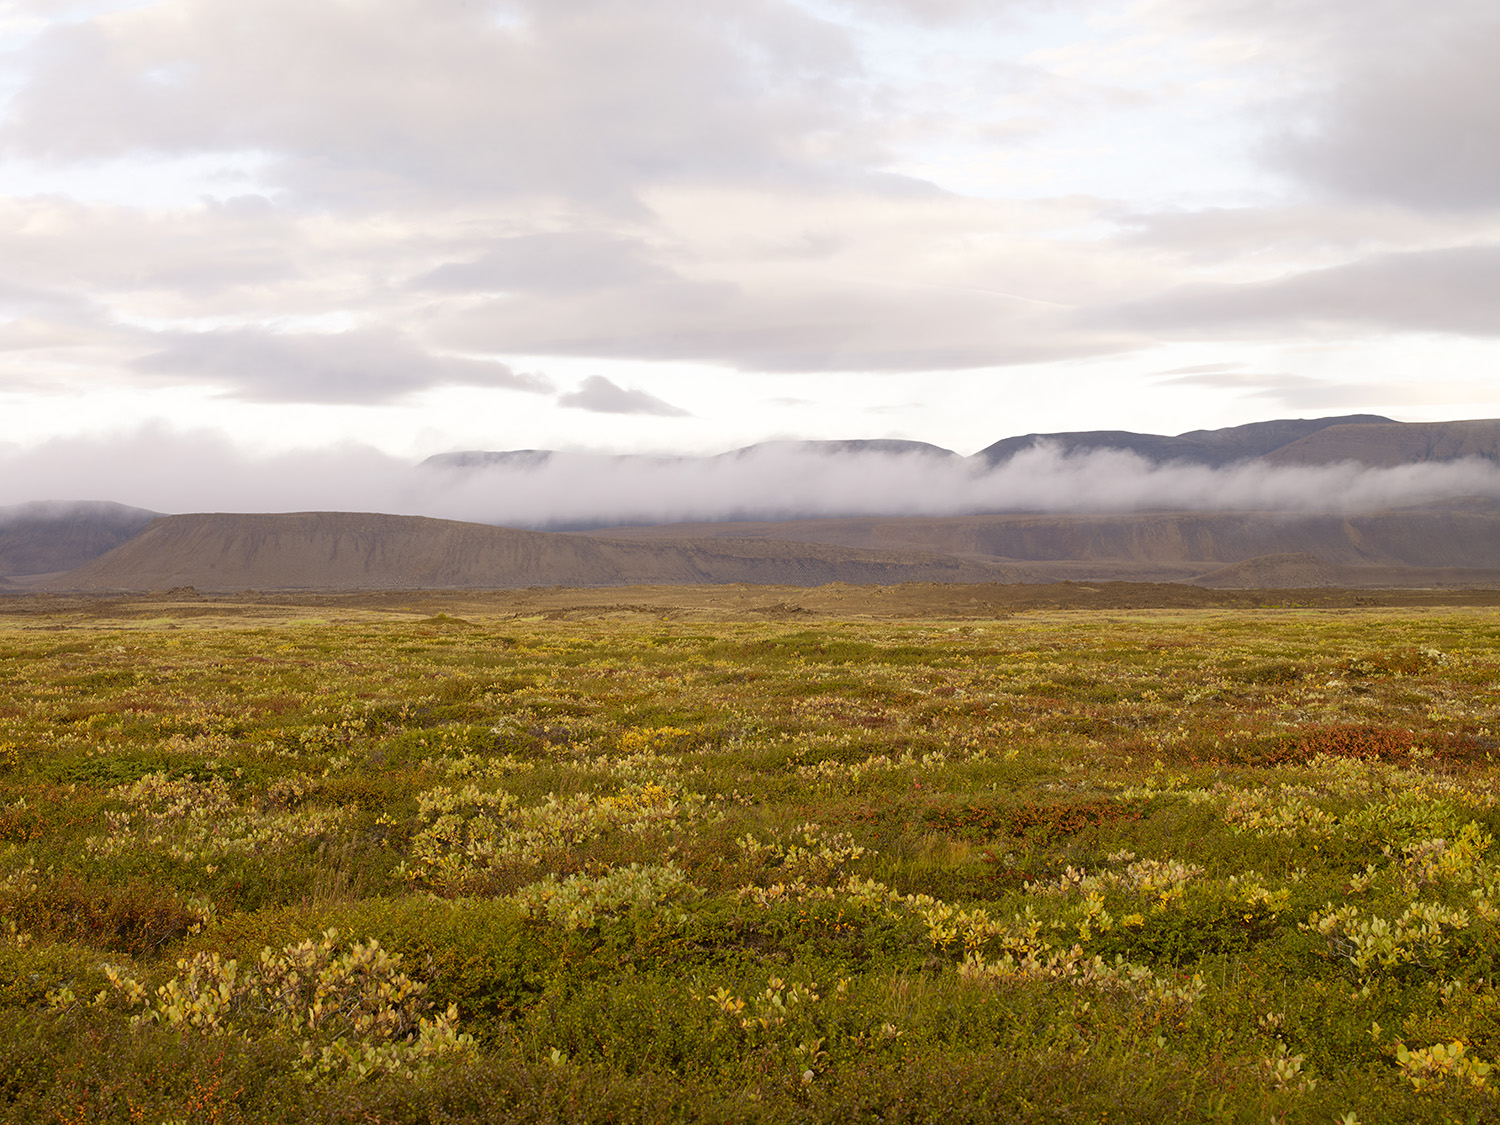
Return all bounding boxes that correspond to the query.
[2,587,1500,1122]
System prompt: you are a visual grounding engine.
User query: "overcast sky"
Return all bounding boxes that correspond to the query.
[3,0,1499,471]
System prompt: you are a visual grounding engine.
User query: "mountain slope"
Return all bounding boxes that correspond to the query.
[971,415,1393,467]
[1262,420,1500,467]
[0,501,161,577]
[595,509,1500,570]
[48,512,1023,592]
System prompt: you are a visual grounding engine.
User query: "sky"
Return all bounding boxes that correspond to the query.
[2,0,1500,511]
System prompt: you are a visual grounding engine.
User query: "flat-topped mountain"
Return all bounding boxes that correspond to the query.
[40,503,1500,593]
[48,512,1021,592]
[594,508,1500,570]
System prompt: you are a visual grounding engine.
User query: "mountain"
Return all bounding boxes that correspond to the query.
[971,415,1394,467]
[716,439,958,460]
[17,417,1500,591]
[420,439,957,473]
[593,509,1500,571]
[44,504,1500,593]
[0,501,162,578]
[47,512,1022,592]
[1262,419,1500,468]
[420,417,1500,497]
[403,415,1500,480]
[421,449,684,472]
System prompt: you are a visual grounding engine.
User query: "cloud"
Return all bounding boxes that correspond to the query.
[3,428,1499,529]
[0,195,304,302]
[130,327,552,404]
[1155,370,1314,391]
[1242,379,1500,412]
[0,277,97,316]
[1152,362,1240,377]
[0,8,1156,392]
[1114,202,1490,265]
[829,0,1030,23]
[7,0,1500,437]
[413,232,674,295]
[1141,0,1500,210]
[432,220,1143,373]
[1093,245,1500,340]
[0,0,872,209]
[558,376,690,417]
[1265,15,1500,210]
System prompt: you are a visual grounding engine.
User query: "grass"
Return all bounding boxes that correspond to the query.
[1,592,1499,1121]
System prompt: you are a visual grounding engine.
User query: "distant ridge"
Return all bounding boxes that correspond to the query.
[1262,419,1500,467]
[716,439,958,460]
[16,416,1500,591]
[427,414,1461,480]
[972,415,1393,467]
[422,449,564,471]
[421,438,958,472]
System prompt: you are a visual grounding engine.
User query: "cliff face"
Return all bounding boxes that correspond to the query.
[595,510,1500,569]
[47,512,1025,592]
[43,506,1500,592]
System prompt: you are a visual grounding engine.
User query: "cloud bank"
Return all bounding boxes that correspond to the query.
[2,430,1496,530]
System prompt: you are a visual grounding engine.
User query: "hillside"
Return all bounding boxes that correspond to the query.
[48,512,1023,592]
[44,505,1500,592]
[1262,419,1500,467]
[971,415,1395,467]
[594,508,1500,571]
[0,501,161,578]
[17,416,1500,591]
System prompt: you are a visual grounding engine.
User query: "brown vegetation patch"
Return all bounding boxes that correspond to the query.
[9,875,207,955]
[1206,724,1421,768]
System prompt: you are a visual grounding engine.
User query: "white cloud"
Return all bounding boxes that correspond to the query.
[1261,11,1500,210]
[129,327,552,404]
[0,0,873,208]
[1093,245,1500,340]
[2,0,1500,453]
[3,428,1498,528]
[558,376,690,417]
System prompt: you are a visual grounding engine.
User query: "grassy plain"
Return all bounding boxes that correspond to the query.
[2,586,1499,1122]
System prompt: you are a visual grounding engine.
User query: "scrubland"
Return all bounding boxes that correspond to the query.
[1,592,1499,1122]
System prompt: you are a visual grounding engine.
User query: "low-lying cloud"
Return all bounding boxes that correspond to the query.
[2,430,1497,530]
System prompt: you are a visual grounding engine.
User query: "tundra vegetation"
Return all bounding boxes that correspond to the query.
[1,592,1498,1122]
